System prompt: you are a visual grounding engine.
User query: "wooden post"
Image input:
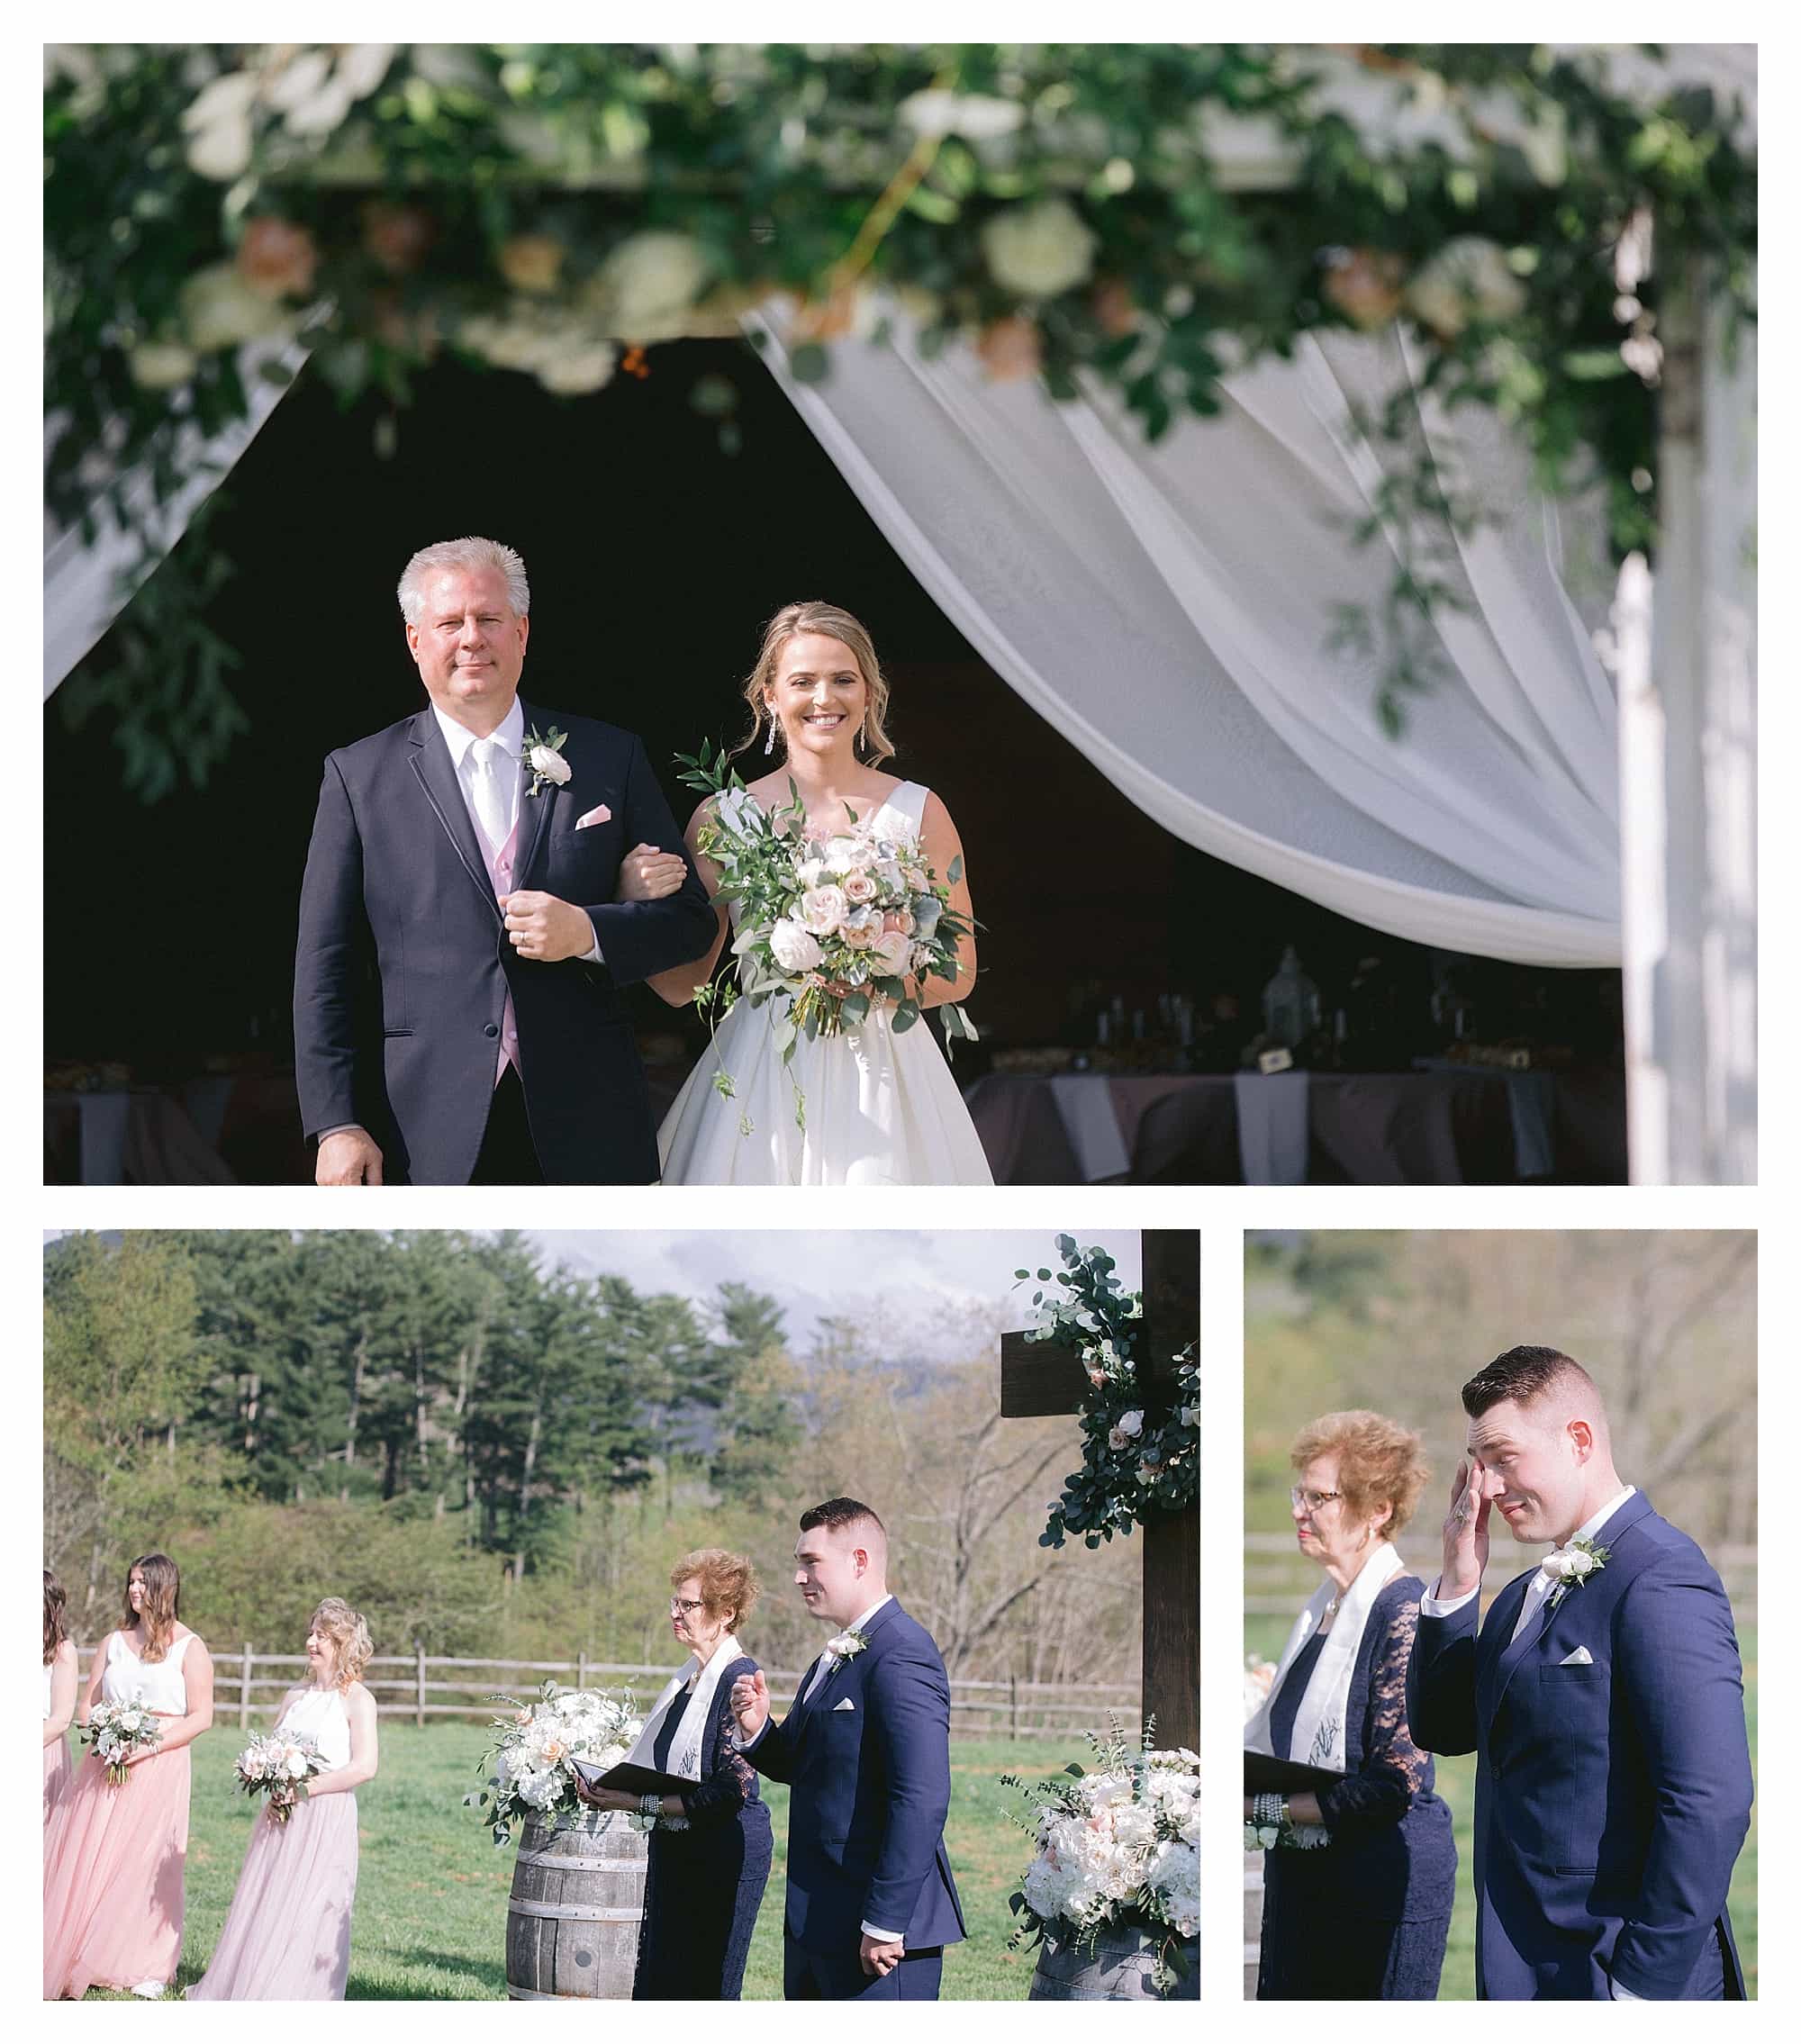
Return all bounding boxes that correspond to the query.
[577,1651,589,1693]
[240,1643,252,1730]
[1009,1672,1018,1742]
[415,1641,427,1728]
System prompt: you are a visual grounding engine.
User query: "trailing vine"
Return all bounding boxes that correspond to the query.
[1014,1235,1198,1548]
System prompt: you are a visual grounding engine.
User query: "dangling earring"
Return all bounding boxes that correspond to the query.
[764,717,776,756]
[855,722,867,758]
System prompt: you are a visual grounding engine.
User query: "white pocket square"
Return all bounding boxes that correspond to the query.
[575,803,612,829]
[832,1697,856,1712]
[1560,1646,1594,1666]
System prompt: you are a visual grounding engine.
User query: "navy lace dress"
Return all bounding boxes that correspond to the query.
[633,1651,774,2000]
[1258,1576,1457,2000]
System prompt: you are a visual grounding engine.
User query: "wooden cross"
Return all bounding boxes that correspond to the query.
[999,1230,1199,1750]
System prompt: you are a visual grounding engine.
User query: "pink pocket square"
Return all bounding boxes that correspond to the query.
[576,804,612,829]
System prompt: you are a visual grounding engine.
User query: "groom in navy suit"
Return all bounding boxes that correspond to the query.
[729,1497,965,1999]
[1407,1346,1752,1999]
[294,535,713,1185]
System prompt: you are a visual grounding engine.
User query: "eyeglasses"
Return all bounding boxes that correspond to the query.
[1290,1487,1343,1513]
[668,1596,707,1617]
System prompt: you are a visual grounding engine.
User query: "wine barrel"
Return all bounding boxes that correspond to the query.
[505,1807,648,2000]
[1027,1922,1199,2001]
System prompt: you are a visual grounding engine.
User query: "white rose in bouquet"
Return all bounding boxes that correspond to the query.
[842,871,877,905]
[800,885,847,936]
[770,918,824,973]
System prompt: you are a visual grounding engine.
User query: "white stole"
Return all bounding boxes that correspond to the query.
[1244,1542,1406,1772]
[620,1636,746,1782]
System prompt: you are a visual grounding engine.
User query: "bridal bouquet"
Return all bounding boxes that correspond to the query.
[674,743,977,1132]
[466,1681,646,1848]
[235,1728,327,1823]
[82,1698,165,1786]
[1004,1723,1200,1992]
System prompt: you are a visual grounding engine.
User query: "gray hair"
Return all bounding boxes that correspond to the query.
[396,536,530,623]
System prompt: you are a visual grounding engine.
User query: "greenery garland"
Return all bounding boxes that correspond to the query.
[1014,1236,1198,1549]
[46,42,1755,794]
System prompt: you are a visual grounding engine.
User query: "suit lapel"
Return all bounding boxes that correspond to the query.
[513,698,557,884]
[1477,1570,1536,1728]
[407,710,502,923]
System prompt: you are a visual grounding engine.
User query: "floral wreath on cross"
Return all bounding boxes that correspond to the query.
[1013,1235,1198,1550]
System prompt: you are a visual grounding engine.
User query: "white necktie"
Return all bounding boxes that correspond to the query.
[469,737,511,853]
[801,1652,837,1704]
[1511,1566,1558,1643]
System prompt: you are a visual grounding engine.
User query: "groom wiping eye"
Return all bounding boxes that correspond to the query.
[293,533,717,1187]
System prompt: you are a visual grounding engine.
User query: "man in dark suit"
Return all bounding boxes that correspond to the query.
[1407,1345,1752,1999]
[729,1497,965,2000]
[294,536,714,1185]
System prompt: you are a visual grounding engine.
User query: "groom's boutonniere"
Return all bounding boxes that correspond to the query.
[523,725,573,798]
[826,1626,871,1662]
[1543,1535,1609,1607]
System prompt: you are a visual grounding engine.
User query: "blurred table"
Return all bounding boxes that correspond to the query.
[964,1069,1625,1185]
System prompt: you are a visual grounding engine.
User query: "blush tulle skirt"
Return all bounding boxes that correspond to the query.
[187,1791,358,2001]
[42,1745,190,1999]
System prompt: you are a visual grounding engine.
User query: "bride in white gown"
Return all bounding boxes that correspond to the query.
[633,601,993,1186]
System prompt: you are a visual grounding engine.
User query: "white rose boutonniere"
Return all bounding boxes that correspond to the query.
[1543,1535,1609,1607]
[523,724,573,797]
[826,1626,871,1662]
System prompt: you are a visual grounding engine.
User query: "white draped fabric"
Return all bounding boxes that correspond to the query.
[42,334,304,699]
[751,309,1622,967]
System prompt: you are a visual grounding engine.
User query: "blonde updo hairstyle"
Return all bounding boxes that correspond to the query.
[310,1597,374,1689]
[1290,1410,1430,1538]
[671,1548,760,1632]
[734,601,896,764]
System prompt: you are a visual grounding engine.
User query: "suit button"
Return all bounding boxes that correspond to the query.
[484,1023,499,1038]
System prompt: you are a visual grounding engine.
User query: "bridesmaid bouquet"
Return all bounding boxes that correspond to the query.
[466,1681,646,1848]
[235,1729,326,1823]
[674,744,978,1131]
[1004,1723,1200,1993]
[82,1698,165,1786]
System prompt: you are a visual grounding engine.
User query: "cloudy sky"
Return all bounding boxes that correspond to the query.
[528,1229,1141,1361]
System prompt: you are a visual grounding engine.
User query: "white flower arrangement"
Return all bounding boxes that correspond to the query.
[83,1695,166,1786]
[521,723,573,796]
[826,1626,871,1662]
[465,1681,646,1847]
[235,1727,326,1824]
[1006,1723,1199,1994]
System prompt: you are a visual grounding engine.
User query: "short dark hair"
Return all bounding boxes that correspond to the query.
[800,1496,884,1536]
[1462,1345,1594,1417]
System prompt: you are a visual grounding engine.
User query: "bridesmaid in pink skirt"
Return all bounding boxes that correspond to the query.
[188,1597,379,2001]
[42,1569,77,1831]
[42,1551,215,1999]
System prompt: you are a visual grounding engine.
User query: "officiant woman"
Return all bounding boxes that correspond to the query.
[1244,1413,1455,1999]
[575,1549,772,1999]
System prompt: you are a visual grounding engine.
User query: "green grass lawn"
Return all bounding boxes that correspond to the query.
[1245,1616,1759,2000]
[77,1726,1073,2001]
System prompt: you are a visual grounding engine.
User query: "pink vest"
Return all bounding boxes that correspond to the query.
[478,815,522,1081]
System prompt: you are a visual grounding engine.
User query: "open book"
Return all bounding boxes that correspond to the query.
[571,1756,693,1799]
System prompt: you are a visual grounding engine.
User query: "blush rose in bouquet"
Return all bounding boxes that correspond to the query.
[235,1727,326,1824]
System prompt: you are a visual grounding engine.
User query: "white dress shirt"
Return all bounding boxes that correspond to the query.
[740,1594,906,1945]
[1422,1484,1641,1999]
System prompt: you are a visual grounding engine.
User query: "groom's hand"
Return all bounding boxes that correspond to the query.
[860,1934,904,1978]
[729,1669,770,1741]
[316,1127,384,1186]
[501,891,595,963]
[616,843,687,903]
[1440,1456,1496,1600]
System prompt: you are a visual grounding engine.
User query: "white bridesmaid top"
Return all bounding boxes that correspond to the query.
[102,1630,194,1713]
[276,1684,352,1768]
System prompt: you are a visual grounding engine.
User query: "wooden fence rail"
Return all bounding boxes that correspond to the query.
[1245,1533,1757,1623]
[73,1647,1136,1741]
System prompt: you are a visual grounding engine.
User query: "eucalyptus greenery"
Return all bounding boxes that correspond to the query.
[46,42,1755,794]
[1015,1235,1199,1549]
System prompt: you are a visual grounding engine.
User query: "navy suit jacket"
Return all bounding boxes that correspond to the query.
[1407,1491,1752,1999]
[294,699,714,1184]
[742,1598,966,1958]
